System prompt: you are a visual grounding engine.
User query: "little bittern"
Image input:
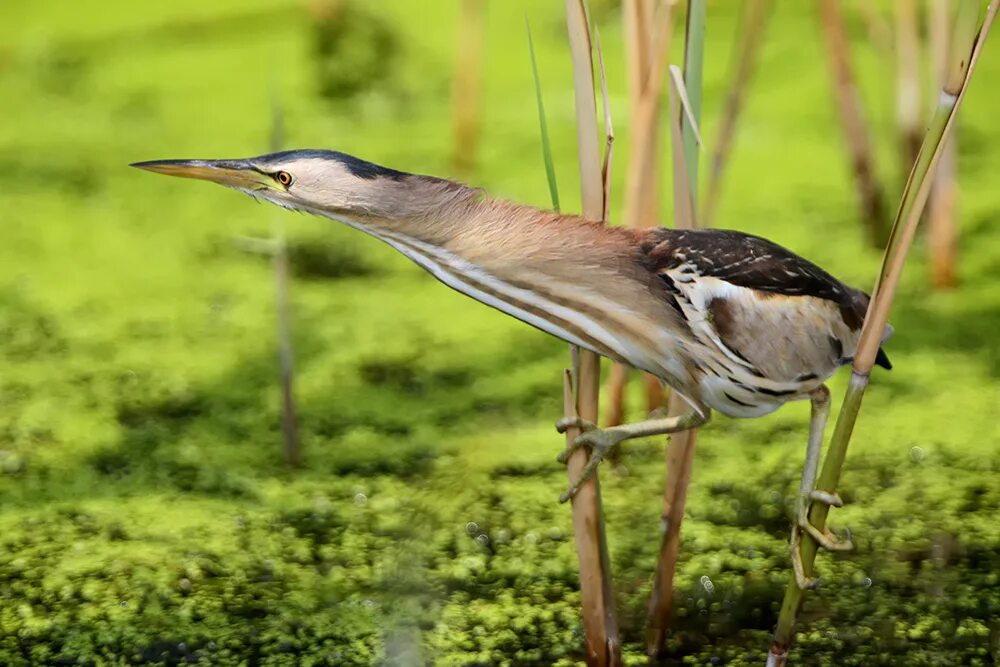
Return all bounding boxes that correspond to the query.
[133,150,892,588]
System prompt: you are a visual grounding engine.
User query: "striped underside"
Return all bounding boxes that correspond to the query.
[316,209,678,384]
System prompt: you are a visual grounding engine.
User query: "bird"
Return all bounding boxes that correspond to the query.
[132,149,892,588]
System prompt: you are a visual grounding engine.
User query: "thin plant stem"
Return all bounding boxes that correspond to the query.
[701,0,772,228]
[927,0,959,289]
[451,0,485,174]
[646,53,704,657]
[562,1,621,662]
[606,0,676,426]
[595,27,615,226]
[896,0,922,182]
[818,0,890,247]
[527,20,560,212]
[767,3,993,663]
[680,0,706,207]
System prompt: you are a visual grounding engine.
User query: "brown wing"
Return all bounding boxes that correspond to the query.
[637,227,892,370]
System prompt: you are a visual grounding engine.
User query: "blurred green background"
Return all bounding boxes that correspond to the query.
[2,1,999,665]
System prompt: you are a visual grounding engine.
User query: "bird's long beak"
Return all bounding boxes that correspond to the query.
[130,158,274,190]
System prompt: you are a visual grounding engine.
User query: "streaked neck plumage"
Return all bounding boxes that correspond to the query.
[306,172,694,393]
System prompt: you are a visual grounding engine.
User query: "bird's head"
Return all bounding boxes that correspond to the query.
[131,149,410,218]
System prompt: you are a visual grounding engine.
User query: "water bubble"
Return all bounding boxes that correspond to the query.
[119,600,128,608]
[495,529,511,544]
[525,531,539,544]
[700,575,715,595]
[910,446,925,463]
[177,643,187,653]
[353,493,368,507]
[475,534,490,547]
[465,522,479,536]
[862,577,873,588]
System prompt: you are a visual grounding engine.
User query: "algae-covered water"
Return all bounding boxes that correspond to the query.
[1,1,999,665]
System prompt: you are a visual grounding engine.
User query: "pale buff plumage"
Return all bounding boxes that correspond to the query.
[133,150,891,578]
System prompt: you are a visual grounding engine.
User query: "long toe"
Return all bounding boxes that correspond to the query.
[790,527,822,590]
[798,514,854,552]
[558,428,622,503]
[555,416,597,434]
[809,490,844,507]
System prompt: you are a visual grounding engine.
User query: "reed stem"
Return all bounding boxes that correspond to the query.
[606,0,676,426]
[562,1,621,662]
[451,0,485,174]
[702,0,772,228]
[767,3,993,663]
[818,0,889,247]
[646,0,706,645]
[927,0,959,289]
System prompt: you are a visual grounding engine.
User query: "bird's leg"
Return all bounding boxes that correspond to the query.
[557,410,707,503]
[791,385,853,589]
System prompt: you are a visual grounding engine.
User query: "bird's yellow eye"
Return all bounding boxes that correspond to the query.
[275,171,293,187]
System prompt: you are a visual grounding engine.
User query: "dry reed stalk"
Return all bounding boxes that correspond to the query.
[895,0,923,180]
[701,0,772,228]
[646,58,704,659]
[562,1,621,663]
[451,0,485,174]
[269,94,301,468]
[767,3,994,663]
[606,0,676,426]
[927,0,959,289]
[818,0,889,247]
[595,28,616,226]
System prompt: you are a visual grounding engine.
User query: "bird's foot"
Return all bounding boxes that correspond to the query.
[791,490,853,590]
[789,525,820,590]
[555,416,597,435]
[557,427,627,503]
[798,491,853,552]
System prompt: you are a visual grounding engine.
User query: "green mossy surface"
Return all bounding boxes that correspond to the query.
[1,1,999,665]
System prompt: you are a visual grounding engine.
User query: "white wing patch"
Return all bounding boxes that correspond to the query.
[662,265,760,371]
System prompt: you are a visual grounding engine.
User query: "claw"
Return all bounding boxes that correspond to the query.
[559,428,624,503]
[809,489,843,508]
[790,526,821,590]
[555,445,577,465]
[799,518,854,552]
[797,500,854,552]
[792,491,854,589]
[555,416,596,435]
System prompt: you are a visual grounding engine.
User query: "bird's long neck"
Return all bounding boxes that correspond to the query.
[317,174,689,384]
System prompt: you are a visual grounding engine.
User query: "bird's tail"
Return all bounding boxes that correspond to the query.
[875,323,894,370]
